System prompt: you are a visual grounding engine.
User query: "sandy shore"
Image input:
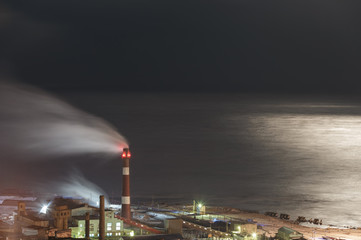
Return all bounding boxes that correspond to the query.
[216,208,361,240]
[162,204,360,240]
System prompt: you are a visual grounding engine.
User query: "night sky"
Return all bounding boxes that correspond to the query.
[2,1,361,214]
[1,0,361,93]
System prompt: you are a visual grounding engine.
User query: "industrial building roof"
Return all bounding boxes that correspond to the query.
[0,199,38,207]
[51,198,87,210]
[278,227,302,236]
[19,211,49,222]
[72,215,99,221]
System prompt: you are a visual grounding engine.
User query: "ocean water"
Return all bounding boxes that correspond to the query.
[62,93,361,227]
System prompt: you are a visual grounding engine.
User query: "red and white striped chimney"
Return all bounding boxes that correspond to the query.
[121,148,131,219]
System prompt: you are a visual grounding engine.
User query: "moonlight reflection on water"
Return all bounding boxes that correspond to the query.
[230,106,361,227]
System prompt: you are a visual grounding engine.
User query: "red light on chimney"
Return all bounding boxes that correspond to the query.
[121,148,131,159]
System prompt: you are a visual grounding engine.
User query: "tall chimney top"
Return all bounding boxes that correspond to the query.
[121,148,131,159]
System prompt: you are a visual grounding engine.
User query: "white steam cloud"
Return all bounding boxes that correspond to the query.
[0,81,128,201]
[56,172,110,207]
[0,81,128,158]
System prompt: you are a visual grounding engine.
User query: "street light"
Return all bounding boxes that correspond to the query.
[40,205,48,214]
[40,202,51,214]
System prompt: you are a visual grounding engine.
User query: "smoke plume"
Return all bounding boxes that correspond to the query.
[0,81,128,200]
[56,171,110,206]
[0,81,128,159]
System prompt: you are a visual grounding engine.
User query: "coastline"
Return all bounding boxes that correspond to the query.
[207,206,361,240]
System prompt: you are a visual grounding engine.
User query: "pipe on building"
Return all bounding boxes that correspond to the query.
[99,195,105,240]
[85,212,90,240]
[121,148,131,219]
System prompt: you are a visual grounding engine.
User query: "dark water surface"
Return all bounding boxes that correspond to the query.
[62,93,361,227]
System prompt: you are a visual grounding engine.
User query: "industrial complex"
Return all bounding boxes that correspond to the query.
[0,148,356,240]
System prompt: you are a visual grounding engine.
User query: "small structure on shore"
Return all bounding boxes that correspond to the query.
[265,212,278,217]
[279,214,290,220]
[276,227,303,240]
[295,216,307,223]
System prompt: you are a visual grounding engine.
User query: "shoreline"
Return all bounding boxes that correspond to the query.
[149,203,361,240]
[133,196,359,229]
[207,206,361,240]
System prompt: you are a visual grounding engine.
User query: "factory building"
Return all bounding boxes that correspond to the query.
[53,205,70,230]
[69,209,124,238]
[0,202,50,240]
[231,221,257,235]
[276,227,303,240]
[48,197,126,239]
[0,199,38,216]
[0,196,127,239]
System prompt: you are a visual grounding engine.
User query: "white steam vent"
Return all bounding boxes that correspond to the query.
[0,81,128,158]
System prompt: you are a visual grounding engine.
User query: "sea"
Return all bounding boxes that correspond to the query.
[62,92,361,228]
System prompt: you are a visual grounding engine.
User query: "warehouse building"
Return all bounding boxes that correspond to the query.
[276,227,303,240]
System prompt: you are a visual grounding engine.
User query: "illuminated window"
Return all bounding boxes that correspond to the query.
[80,224,83,228]
[116,222,121,230]
[107,223,112,231]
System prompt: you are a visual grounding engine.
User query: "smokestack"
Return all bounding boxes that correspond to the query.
[85,212,90,240]
[99,195,105,240]
[121,148,131,219]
